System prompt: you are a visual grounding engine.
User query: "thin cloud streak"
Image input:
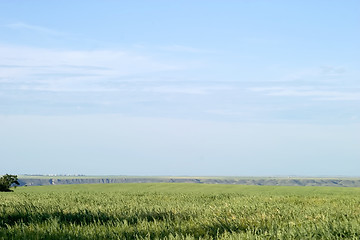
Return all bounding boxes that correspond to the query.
[159,44,215,53]
[249,87,360,101]
[0,44,188,92]
[5,22,66,36]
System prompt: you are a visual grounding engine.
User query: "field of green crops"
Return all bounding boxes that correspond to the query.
[1,183,360,239]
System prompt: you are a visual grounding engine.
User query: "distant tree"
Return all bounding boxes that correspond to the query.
[0,174,20,192]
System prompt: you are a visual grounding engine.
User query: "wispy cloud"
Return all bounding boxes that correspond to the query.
[320,66,346,76]
[249,87,360,101]
[142,86,232,95]
[0,44,187,92]
[283,66,347,82]
[159,44,214,53]
[5,22,66,36]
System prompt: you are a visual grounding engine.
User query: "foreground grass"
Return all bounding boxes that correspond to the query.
[1,183,360,239]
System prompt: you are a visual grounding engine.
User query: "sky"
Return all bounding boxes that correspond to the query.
[0,1,359,176]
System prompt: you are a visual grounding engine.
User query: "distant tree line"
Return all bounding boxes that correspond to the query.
[0,174,20,192]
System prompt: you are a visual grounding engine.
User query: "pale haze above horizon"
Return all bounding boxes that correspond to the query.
[1,1,359,176]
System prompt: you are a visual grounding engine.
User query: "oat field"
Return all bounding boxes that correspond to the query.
[1,183,360,239]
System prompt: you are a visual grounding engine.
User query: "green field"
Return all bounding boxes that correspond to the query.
[1,183,360,239]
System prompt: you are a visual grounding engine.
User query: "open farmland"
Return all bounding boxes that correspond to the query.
[1,183,360,239]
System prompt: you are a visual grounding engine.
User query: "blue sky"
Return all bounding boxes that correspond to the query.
[0,1,359,176]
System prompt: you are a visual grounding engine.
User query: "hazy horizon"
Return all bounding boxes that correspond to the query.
[1,1,359,176]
